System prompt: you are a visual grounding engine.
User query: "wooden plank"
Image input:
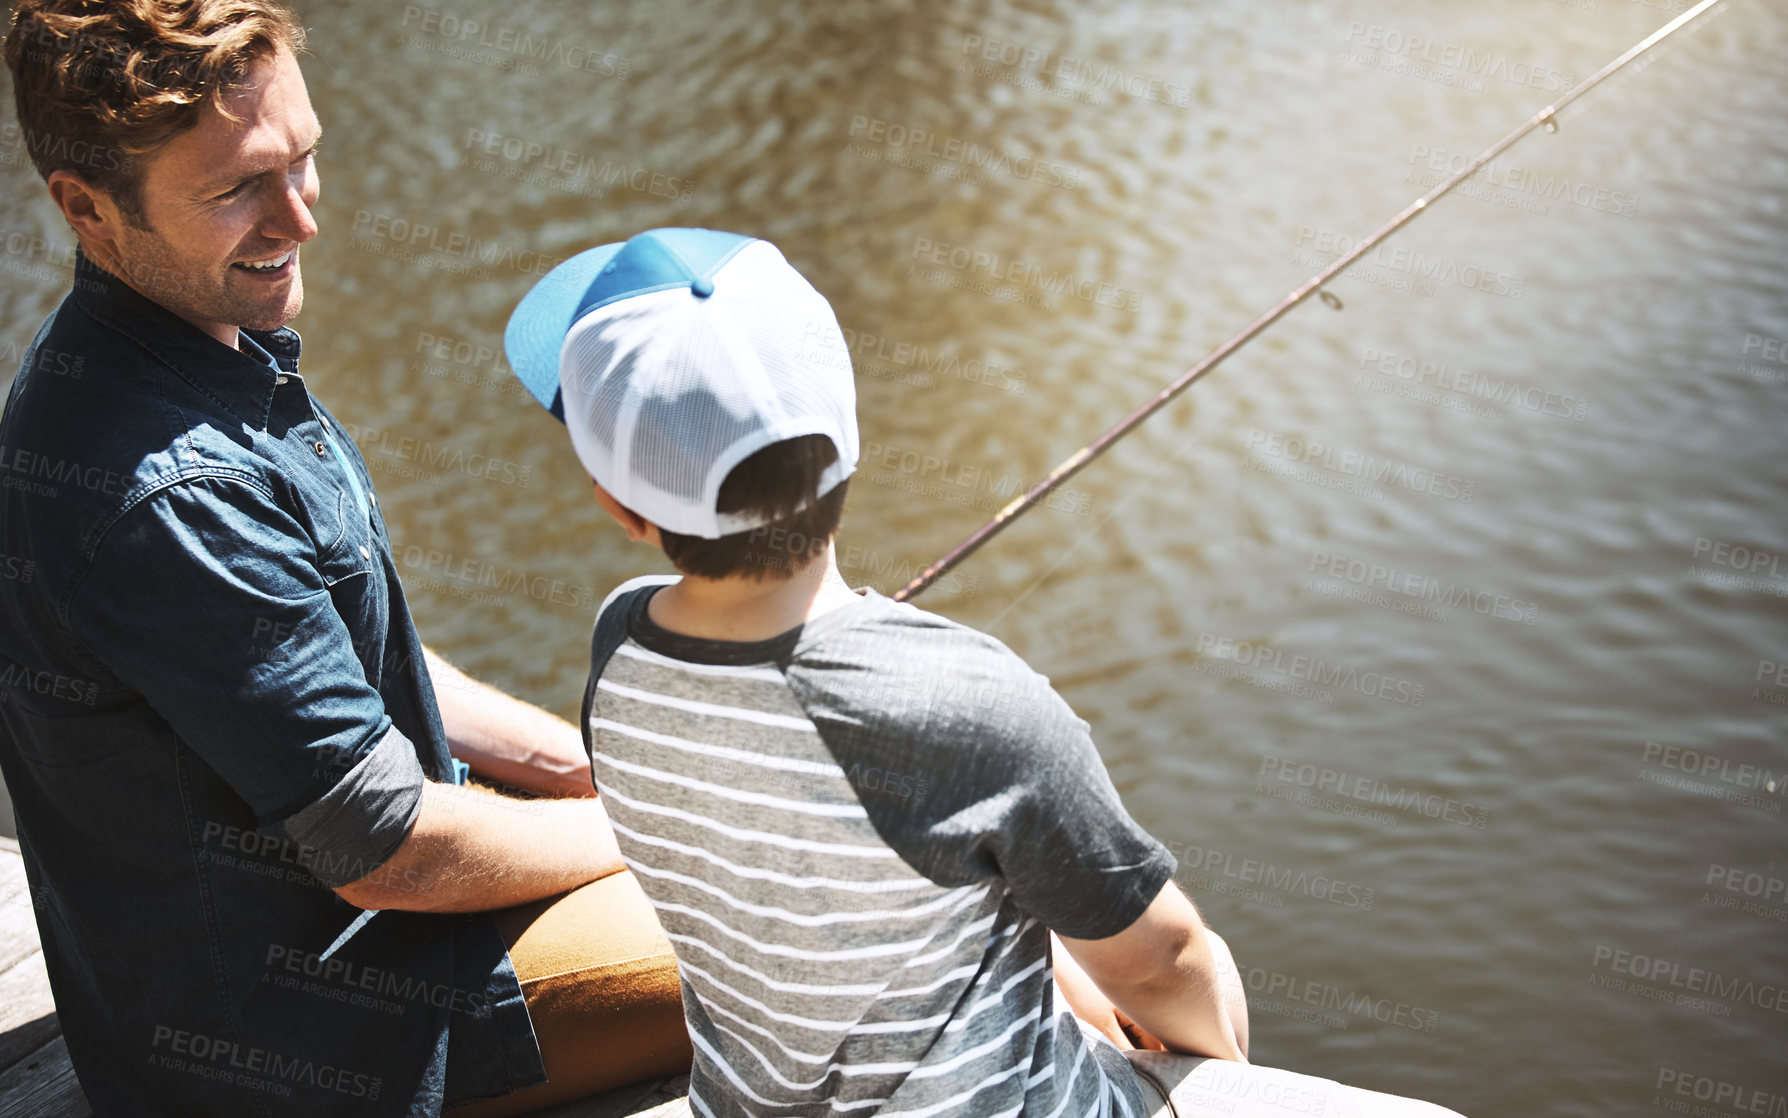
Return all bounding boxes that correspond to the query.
[0,849,89,1117]
[532,1074,690,1118]
[0,1017,59,1099]
[0,949,60,1071]
[618,1076,690,1118]
[0,1035,90,1118]
[0,923,54,1030]
[0,850,28,897]
[0,950,55,1031]
[530,1081,657,1118]
[0,852,40,980]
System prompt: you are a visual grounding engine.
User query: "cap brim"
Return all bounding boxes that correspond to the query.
[504,242,626,421]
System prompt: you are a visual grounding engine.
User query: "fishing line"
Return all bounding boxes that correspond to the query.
[893,0,1726,602]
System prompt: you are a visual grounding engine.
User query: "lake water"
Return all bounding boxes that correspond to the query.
[2,1,1783,1113]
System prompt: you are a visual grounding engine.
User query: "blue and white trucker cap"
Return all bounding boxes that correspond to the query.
[504,228,858,539]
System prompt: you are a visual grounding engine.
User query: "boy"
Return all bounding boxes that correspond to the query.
[505,228,1464,1117]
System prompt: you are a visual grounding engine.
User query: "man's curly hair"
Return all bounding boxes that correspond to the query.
[3,0,304,220]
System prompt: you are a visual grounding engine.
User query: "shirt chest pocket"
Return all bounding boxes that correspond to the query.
[315,489,389,678]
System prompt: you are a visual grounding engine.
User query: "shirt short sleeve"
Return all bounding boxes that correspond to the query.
[784,596,1175,940]
[69,475,423,884]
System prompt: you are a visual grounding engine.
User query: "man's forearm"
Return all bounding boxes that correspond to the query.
[336,781,624,912]
[424,647,595,797]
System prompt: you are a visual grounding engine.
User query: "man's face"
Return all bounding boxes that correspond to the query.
[106,46,320,344]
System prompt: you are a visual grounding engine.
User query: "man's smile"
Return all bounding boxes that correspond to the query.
[232,248,296,278]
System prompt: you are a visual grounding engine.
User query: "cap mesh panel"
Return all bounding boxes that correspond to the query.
[556,241,859,536]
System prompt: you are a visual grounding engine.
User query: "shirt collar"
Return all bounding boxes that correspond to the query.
[70,249,304,429]
[235,330,278,368]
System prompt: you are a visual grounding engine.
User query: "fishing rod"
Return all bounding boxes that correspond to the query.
[893,0,1725,603]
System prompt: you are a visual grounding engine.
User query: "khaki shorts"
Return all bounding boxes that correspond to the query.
[449,870,692,1116]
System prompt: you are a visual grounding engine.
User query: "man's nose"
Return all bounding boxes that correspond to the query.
[264,164,320,244]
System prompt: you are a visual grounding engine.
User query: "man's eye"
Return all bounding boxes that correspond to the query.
[213,182,250,201]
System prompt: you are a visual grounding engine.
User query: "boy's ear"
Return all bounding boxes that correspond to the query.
[590,479,658,544]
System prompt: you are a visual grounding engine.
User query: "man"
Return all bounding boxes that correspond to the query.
[503,227,1469,1117]
[0,3,686,1114]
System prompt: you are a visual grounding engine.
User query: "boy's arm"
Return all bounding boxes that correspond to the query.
[425,647,596,798]
[1056,880,1247,1062]
[333,780,625,911]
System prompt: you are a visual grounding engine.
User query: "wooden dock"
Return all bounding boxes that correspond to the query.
[0,839,690,1118]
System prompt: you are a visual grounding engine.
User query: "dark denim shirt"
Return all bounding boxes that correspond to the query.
[0,254,545,1116]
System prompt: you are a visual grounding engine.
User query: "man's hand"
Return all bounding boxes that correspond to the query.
[333,780,624,912]
[1056,882,1249,1063]
[425,647,596,798]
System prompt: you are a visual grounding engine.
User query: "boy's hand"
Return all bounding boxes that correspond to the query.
[1055,883,1249,1063]
[1113,1008,1168,1052]
[1051,932,1171,1052]
[1053,931,1192,1053]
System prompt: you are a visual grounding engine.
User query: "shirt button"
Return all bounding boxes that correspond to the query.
[314,441,327,457]
[359,545,372,560]
[276,375,289,386]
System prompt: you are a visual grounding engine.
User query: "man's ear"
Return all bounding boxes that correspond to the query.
[590,479,658,544]
[47,168,126,259]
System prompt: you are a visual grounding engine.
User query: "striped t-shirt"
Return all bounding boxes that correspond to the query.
[582,577,1176,1118]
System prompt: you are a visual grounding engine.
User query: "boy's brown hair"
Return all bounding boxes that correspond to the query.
[658,434,849,581]
[3,0,305,221]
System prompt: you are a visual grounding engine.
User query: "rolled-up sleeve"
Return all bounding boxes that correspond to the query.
[285,723,424,886]
[69,475,424,877]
